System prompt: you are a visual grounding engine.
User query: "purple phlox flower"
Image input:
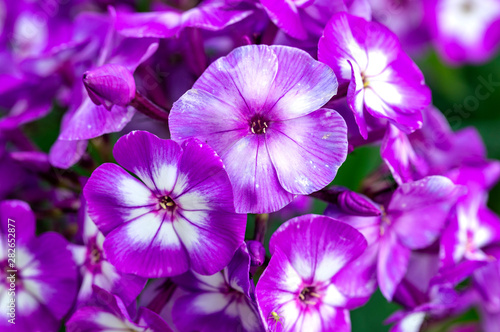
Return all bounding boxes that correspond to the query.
[256,214,368,332]
[84,130,246,277]
[368,0,430,54]
[137,278,185,329]
[0,76,61,131]
[325,176,465,300]
[439,188,500,282]
[260,0,345,40]
[318,12,431,139]
[56,10,157,141]
[83,63,136,110]
[70,197,147,307]
[387,249,475,332]
[261,0,372,42]
[472,246,500,332]
[426,0,500,64]
[0,200,77,332]
[49,8,158,169]
[170,44,348,213]
[0,7,113,130]
[66,285,173,332]
[171,244,265,332]
[115,0,256,39]
[382,106,500,185]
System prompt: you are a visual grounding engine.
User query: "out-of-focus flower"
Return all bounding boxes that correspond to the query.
[325,176,465,300]
[439,188,500,281]
[171,244,265,332]
[382,106,500,185]
[115,0,257,39]
[256,214,367,332]
[84,131,246,277]
[426,0,500,64]
[260,0,345,40]
[66,286,172,332]
[83,64,136,110]
[318,12,431,139]
[170,44,348,213]
[0,200,77,332]
[48,8,158,169]
[368,0,430,54]
[70,197,146,307]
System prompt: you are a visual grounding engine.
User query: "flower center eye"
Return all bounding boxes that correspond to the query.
[461,0,473,13]
[298,286,320,305]
[159,196,176,210]
[90,248,102,264]
[250,116,269,134]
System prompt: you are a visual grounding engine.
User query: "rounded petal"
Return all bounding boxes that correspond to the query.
[104,212,190,277]
[390,176,465,249]
[220,134,294,213]
[84,163,158,235]
[113,131,182,194]
[267,46,338,120]
[270,214,367,283]
[261,0,307,40]
[377,232,411,301]
[0,200,35,245]
[266,108,347,195]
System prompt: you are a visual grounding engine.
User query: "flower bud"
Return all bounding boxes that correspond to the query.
[83,64,136,110]
[337,190,381,216]
[246,240,266,267]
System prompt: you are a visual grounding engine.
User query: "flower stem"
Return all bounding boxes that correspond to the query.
[130,91,170,122]
[254,213,269,244]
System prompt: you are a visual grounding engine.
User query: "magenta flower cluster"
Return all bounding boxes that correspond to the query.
[1,1,500,332]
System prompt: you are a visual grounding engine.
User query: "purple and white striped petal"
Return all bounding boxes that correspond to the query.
[257,215,367,332]
[85,131,245,277]
[319,12,430,137]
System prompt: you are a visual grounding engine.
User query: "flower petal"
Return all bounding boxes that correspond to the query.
[377,231,411,300]
[265,45,338,120]
[270,215,367,283]
[266,108,347,195]
[84,163,157,235]
[220,134,294,213]
[113,131,182,194]
[104,211,189,277]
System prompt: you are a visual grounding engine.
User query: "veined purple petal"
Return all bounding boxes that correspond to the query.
[378,231,411,300]
[266,109,347,195]
[221,134,295,213]
[390,176,465,249]
[170,45,345,213]
[168,88,248,154]
[173,209,246,276]
[194,44,279,115]
[59,98,136,141]
[267,45,338,121]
